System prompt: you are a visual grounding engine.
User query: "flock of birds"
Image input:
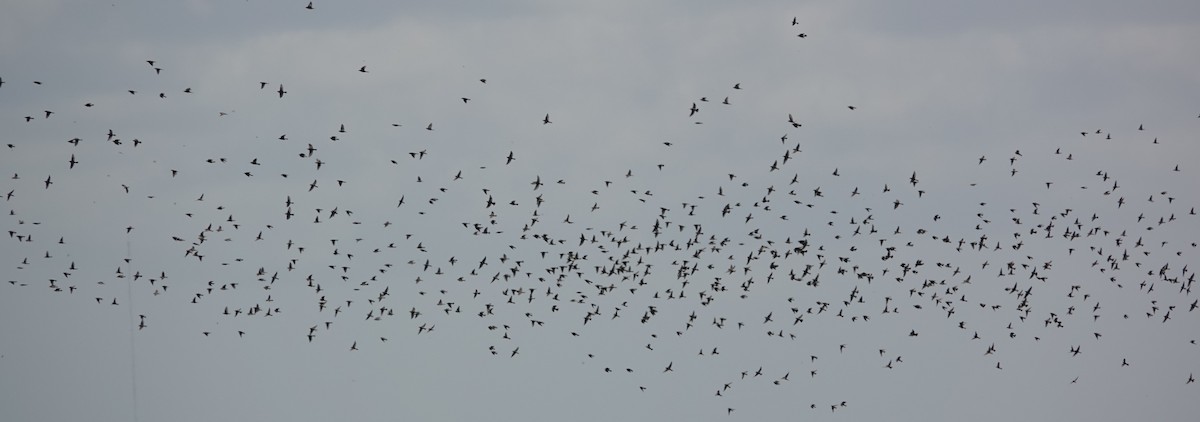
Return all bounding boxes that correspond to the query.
[3,8,1198,418]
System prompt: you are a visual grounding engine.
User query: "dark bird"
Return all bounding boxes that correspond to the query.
[543,114,552,124]
[277,84,287,98]
[788,114,801,128]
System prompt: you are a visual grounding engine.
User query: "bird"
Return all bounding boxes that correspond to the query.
[788,114,801,128]
[543,114,552,124]
[276,84,287,98]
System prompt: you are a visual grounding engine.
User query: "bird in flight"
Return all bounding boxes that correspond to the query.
[788,114,801,128]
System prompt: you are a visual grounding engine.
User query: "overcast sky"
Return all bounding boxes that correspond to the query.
[2,1,1199,421]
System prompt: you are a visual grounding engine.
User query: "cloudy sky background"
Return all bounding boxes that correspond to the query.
[2,1,1199,421]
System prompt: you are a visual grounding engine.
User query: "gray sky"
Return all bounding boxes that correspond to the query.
[2,1,1199,421]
